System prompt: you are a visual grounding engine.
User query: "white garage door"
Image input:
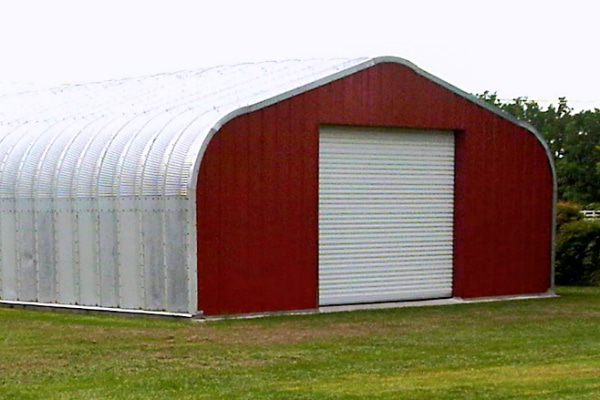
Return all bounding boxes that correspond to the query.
[319,126,455,306]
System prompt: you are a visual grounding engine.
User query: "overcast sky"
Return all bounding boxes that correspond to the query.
[1,0,598,110]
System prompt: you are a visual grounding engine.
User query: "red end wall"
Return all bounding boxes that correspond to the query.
[197,63,554,316]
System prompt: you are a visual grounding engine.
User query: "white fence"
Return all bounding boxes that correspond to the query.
[582,210,600,220]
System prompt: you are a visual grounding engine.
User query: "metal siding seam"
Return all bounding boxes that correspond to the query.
[113,113,167,309]
[138,204,148,309]
[141,197,164,310]
[12,123,58,302]
[53,117,108,197]
[159,119,196,312]
[186,191,198,315]
[14,123,59,196]
[136,116,174,309]
[54,200,74,304]
[14,203,21,300]
[33,122,81,304]
[91,203,103,306]
[121,115,164,308]
[70,117,120,197]
[138,201,146,308]
[92,118,140,307]
[179,119,216,197]
[141,112,206,312]
[16,201,36,301]
[117,199,142,309]
[141,110,203,196]
[77,199,98,305]
[0,127,23,301]
[160,111,208,197]
[136,112,180,195]
[14,202,21,300]
[130,116,176,307]
[97,198,118,307]
[72,118,122,306]
[99,119,147,197]
[65,116,118,306]
[161,198,168,313]
[69,205,83,304]
[37,200,55,303]
[124,113,174,195]
[135,113,195,310]
[0,125,23,197]
[114,114,159,196]
[17,122,67,201]
[52,118,105,305]
[90,116,131,198]
[164,197,189,312]
[116,197,122,308]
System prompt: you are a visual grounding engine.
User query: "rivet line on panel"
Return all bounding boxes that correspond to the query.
[116,202,123,308]
[94,208,101,305]
[52,204,59,302]
[138,203,146,308]
[162,214,168,312]
[73,208,81,306]
[14,209,21,299]
[33,205,40,304]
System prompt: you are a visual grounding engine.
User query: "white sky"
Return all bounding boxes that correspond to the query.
[1,0,598,110]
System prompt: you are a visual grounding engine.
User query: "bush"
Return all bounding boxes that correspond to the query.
[556,202,583,231]
[586,202,600,211]
[555,219,600,286]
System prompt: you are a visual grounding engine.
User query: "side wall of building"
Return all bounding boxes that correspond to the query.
[196,63,554,316]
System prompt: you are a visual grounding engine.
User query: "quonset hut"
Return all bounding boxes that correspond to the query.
[0,57,556,317]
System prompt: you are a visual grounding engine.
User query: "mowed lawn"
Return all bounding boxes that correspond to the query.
[1,287,599,399]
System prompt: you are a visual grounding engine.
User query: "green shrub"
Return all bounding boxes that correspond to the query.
[586,202,600,211]
[555,202,583,231]
[555,219,600,286]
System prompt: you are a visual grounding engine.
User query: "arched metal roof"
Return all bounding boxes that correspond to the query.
[0,58,372,199]
[0,56,554,201]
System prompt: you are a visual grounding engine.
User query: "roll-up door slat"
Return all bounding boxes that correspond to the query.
[319,126,455,306]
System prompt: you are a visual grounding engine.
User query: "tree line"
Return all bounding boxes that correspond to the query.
[478,92,600,206]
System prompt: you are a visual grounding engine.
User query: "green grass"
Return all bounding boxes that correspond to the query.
[1,287,600,399]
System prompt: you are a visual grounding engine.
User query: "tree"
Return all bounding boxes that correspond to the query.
[558,110,600,203]
[477,92,600,204]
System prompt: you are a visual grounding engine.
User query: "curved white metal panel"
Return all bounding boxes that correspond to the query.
[37,120,89,198]
[75,116,129,198]
[54,117,107,198]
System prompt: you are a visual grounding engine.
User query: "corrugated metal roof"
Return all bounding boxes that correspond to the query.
[0,58,377,198]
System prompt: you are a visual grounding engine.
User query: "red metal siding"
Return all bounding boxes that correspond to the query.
[197,63,554,315]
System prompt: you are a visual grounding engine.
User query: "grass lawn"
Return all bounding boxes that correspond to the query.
[1,286,600,399]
